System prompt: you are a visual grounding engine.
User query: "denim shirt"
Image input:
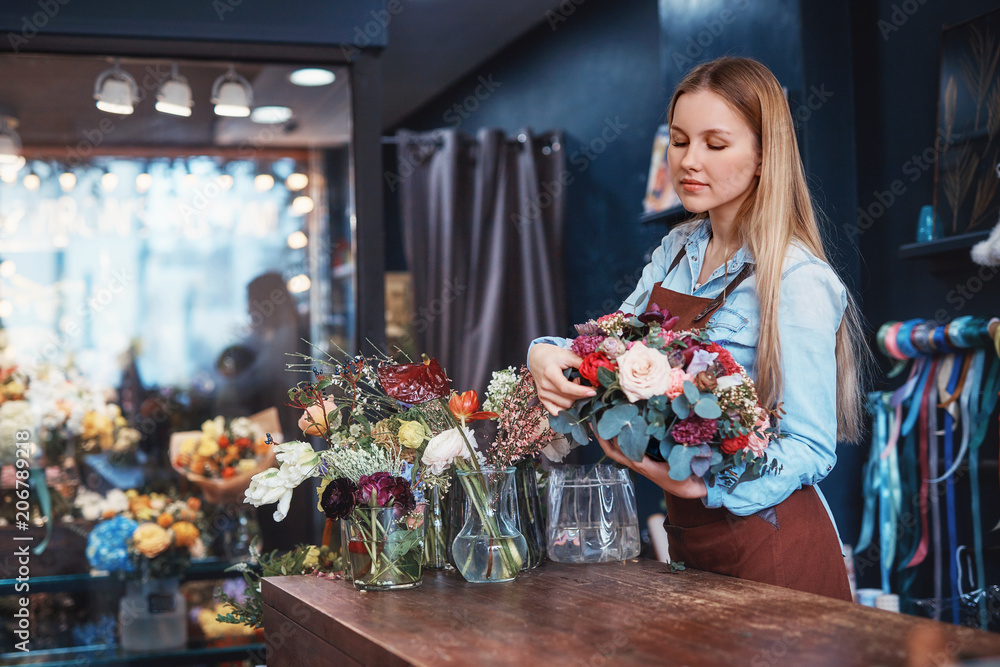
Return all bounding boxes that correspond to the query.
[534,218,848,516]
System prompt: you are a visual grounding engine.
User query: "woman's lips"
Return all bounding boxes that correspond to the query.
[680,179,707,192]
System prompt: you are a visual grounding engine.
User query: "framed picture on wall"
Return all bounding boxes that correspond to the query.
[642,125,685,221]
[934,7,1000,237]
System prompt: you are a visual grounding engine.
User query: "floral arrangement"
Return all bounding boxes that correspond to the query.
[78,403,141,464]
[86,494,206,578]
[547,308,782,489]
[482,365,560,467]
[173,416,269,480]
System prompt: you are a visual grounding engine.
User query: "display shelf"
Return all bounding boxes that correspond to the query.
[898,230,990,259]
[0,557,247,596]
[0,637,264,667]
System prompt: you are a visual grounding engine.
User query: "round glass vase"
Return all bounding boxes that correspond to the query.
[451,466,528,583]
[344,506,425,591]
[117,576,187,652]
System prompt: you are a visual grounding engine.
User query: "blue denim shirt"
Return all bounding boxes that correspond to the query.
[534,218,848,516]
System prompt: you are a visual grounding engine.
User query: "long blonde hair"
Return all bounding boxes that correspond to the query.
[668,57,868,442]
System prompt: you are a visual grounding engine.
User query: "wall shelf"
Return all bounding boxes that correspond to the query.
[899,230,990,259]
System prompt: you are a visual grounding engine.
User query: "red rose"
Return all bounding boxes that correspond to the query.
[721,433,749,455]
[579,352,616,387]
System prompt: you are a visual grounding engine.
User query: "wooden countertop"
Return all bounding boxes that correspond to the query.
[262,559,1000,666]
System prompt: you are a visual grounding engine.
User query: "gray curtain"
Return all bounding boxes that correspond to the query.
[397,127,566,394]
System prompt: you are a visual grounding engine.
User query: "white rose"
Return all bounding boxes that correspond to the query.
[715,374,743,391]
[421,426,475,475]
[616,342,674,403]
[273,441,320,479]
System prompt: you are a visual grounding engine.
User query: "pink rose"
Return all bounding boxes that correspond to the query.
[298,398,339,436]
[616,342,674,403]
[746,408,771,456]
[665,367,695,399]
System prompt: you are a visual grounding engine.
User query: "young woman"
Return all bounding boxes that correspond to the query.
[528,57,867,601]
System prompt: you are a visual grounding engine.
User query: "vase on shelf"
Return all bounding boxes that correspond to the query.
[546,464,640,563]
[344,506,424,591]
[451,466,527,583]
[513,459,545,570]
[117,576,187,652]
[422,484,450,570]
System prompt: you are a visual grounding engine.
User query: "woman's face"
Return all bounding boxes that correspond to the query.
[668,89,760,225]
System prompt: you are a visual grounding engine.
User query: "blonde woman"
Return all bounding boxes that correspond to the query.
[529,57,867,601]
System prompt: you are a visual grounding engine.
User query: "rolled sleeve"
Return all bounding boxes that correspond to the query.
[704,259,846,516]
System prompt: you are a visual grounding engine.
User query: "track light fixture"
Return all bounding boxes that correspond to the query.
[94,59,138,115]
[211,66,253,118]
[155,63,194,117]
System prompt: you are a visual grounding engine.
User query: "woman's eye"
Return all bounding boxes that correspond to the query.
[707,144,726,151]
[670,141,688,147]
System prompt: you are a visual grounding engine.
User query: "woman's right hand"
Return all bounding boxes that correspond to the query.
[528,343,597,416]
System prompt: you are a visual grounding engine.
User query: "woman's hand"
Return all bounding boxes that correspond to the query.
[528,343,597,415]
[593,429,707,499]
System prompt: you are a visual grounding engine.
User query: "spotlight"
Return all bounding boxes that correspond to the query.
[291,195,314,214]
[101,172,119,192]
[136,173,153,193]
[254,174,274,192]
[285,173,308,190]
[23,173,39,191]
[59,172,76,191]
[94,59,138,115]
[287,231,308,249]
[289,68,335,87]
[211,66,253,117]
[287,274,311,293]
[155,64,194,117]
[250,106,293,124]
[0,117,21,165]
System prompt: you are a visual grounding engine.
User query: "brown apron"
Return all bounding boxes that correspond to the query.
[649,246,853,602]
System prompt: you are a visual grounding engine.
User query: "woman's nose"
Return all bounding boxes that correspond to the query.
[678,145,700,171]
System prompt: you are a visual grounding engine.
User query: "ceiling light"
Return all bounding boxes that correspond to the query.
[285,173,308,190]
[101,172,119,192]
[0,260,15,277]
[218,174,233,189]
[289,68,335,87]
[0,117,22,165]
[250,106,293,124]
[292,195,314,214]
[182,173,199,188]
[287,274,311,293]
[59,172,76,191]
[155,64,194,117]
[254,174,274,192]
[0,300,12,318]
[23,174,39,191]
[0,156,24,183]
[136,173,152,192]
[211,66,253,117]
[287,231,308,249]
[94,59,138,115]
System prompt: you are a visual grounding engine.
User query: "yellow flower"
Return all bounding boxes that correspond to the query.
[197,437,220,458]
[397,420,429,449]
[172,521,200,548]
[302,546,320,570]
[315,478,331,513]
[201,416,225,440]
[180,437,198,455]
[125,489,138,499]
[132,522,172,558]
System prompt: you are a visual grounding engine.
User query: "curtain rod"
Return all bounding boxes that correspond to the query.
[380,133,558,147]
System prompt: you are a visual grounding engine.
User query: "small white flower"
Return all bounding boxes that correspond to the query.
[421,426,476,475]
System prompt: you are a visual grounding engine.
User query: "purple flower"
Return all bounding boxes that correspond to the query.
[320,477,358,520]
[571,335,606,358]
[355,473,416,513]
[670,416,718,445]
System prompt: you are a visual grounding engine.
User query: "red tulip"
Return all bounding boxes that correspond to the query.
[448,390,498,423]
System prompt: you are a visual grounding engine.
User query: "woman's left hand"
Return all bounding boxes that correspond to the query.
[593,429,707,499]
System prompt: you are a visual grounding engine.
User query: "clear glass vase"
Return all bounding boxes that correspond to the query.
[546,464,640,563]
[513,460,546,570]
[451,466,528,583]
[344,506,424,591]
[422,484,450,569]
[117,576,187,652]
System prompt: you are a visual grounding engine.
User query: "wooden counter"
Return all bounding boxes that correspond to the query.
[262,559,1000,666]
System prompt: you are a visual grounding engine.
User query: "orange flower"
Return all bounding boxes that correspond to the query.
[448,391,498,423]
[157,513,174,528]
[221,467,236,479]
[132,523,171,558]
[172,521,200,548]
[186,497,202,511]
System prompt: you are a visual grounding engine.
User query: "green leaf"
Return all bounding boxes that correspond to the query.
[547,411,575,434]
[658,438,675,462]
[693,398,722,419]
[645,411,666,440]
[570,421,590,446]
[617,415,649,461]
[671,395,690,420]
[683,381,700,404]
[667,444,698,481]
[596,365,617,388]
[648,395,669,412]
[597,403,639,440]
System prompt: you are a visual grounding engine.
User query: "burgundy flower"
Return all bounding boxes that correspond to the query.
[670,416,718,445]
[355,473,416,513]
[571,335,606,358]
[378,356,451,404]
[320,477,358,521]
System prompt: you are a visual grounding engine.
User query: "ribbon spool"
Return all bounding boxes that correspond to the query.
[896,319,923,359]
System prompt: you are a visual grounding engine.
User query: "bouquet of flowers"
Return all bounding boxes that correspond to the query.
[547,309,782,490]
[79,404,141,462]
[170,411,278,504]
[86,494,207,578]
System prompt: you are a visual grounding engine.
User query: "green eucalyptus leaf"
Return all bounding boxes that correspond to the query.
[617,415,650,462]
[597,403,639,440]
[547,411,575,434]
[596,365,617,388]
[659,438,675,462]
[671,396,690,420]
[693,398,722,420]
[648,394,669,412]
[683,381,700,404]
[667,444,698,481]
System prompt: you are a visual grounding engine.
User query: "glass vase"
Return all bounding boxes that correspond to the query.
[117,577,187,652]
[344,506,424,591]
[546,464,640,563]
[422,484,449,569]
[513,460,546,570]
[451,466,527,583]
